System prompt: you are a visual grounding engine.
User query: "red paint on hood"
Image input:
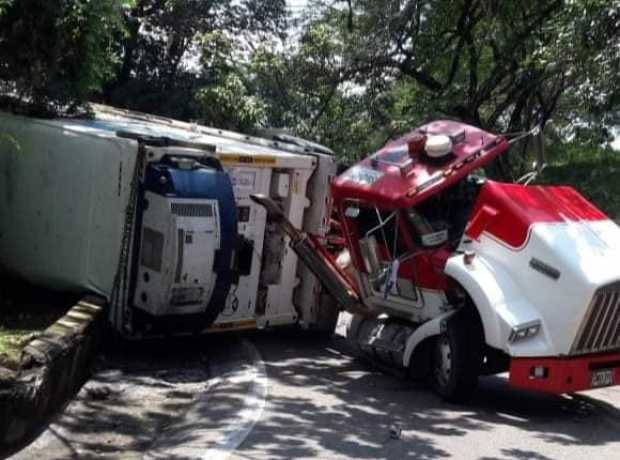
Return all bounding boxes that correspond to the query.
[466,181,608,249]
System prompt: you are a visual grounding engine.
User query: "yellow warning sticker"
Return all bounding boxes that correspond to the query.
[217,154,277,166]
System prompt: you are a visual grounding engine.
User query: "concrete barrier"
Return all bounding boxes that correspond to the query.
[0,296,105,458]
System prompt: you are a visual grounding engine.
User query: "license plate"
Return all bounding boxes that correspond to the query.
[591,369,615,388]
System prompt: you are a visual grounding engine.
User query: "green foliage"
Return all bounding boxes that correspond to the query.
[334,0,570,132]
[0,327,35,369]
[247,0,620,189]
[194,73,267,132]
[1,0,619,184]
[245,18,395,162]
[0,0,128,116]
[547,1,620,138]
[104,0,287,120]
[190,30,269,131]
[0,287,69,369]
[541,143,620,219]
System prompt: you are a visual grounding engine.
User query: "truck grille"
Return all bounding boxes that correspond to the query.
[571,281,620,355]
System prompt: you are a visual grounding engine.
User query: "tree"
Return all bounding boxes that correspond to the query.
[0,0,128,116]
[326,1,565,131]
[103,0,287,120]
[548,1,620,147]
[1,0,618,170]
[268,0,620,173]
[247,16,395,161]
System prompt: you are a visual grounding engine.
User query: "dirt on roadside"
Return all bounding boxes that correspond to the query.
[0,277,78,369]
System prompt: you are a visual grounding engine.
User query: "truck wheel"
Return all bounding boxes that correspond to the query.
[431,312,482,403]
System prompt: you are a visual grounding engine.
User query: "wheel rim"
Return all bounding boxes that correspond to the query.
[435,335,452,388]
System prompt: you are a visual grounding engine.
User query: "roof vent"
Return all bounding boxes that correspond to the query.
[425,135,453,158]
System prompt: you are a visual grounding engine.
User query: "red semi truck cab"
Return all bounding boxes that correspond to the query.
[256,120,620,401]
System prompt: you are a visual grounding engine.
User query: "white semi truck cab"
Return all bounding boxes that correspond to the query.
[253,120,620,401]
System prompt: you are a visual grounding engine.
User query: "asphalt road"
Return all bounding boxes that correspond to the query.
[236,332,620,460]
[11,331,620,460]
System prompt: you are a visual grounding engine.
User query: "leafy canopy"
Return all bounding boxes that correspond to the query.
[0,0,130,115]
[1,0,619,176]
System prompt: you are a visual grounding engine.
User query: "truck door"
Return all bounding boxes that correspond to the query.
[345,205,416,314]
[345,203,449,321]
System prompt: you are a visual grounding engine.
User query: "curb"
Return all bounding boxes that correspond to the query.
[0,295,105,458]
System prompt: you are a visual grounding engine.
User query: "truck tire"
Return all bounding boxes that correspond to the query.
[431,311,482,403]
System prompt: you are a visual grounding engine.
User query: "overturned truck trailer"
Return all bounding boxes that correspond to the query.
[0,105,337,338]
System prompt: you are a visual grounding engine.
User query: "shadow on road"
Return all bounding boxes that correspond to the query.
[12,336,224,459]
[230,330,620,460]
[13,331,620,460]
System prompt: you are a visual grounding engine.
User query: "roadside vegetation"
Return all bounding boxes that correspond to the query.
[0,282,74,370]
[0,327,36,369]
[542,144,620,220]
[1,1,619,171]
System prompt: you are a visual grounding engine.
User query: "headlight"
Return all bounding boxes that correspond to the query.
[509,320,541,343]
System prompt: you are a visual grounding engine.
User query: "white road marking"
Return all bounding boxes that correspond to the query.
[201,340,268,460]
[145,338,268,460]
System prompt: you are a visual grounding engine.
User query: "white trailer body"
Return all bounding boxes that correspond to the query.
[0,105,336,337]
